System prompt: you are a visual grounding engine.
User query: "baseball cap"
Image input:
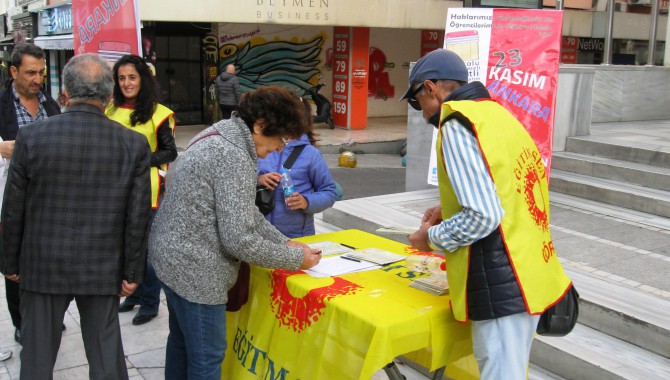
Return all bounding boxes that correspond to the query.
[400,49,469,101]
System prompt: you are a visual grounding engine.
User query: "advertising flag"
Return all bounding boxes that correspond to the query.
[428,8,563,185]
[72,0,142,64]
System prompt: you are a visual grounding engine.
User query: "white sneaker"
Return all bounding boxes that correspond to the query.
[0,349,12,361]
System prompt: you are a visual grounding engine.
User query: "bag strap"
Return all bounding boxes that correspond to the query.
[188,132,305,169]
[188,131,221,149]
[283,144,306,170]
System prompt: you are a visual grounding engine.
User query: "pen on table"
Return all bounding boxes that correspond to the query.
[340,243,356,250]
[340,255,360,262]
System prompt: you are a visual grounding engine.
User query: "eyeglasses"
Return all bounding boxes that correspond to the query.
[406,83,424,111]
[406,80,438,111]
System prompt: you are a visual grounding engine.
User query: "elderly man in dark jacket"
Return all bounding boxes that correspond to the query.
[1,53,151,380]
[215,63,241,120]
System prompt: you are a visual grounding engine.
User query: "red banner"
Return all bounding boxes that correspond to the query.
[487,9,563,170]
[73,0,141,63]
[444,8,563,172]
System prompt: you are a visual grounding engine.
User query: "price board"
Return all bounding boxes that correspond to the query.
[332,27,350,128]
[331,27,369,130]
[421,30,445,57]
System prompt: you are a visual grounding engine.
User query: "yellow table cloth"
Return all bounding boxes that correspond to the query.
[222,229,478,379]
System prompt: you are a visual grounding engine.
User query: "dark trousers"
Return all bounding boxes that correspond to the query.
[19,290,128,380]
[219,104,236,120]
[5,277,21,328]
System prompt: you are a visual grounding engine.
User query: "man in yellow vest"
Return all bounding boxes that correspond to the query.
[404,49,572,379]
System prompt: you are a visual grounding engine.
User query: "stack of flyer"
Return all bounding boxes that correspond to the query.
[409,275,449,296]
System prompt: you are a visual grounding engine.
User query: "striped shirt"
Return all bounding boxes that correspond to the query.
[428,118,504,252]
[13,86,48,128]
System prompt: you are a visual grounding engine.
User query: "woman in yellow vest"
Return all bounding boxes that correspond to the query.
[106,54,177,325]
[405,50,572,380]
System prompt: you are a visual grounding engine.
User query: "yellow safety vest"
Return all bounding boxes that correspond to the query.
[105,103,175,208]
[436,99,571,322]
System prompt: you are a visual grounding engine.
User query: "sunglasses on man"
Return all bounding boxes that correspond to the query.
[406,80,438,111]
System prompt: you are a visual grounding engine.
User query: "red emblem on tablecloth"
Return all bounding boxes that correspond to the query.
[270,269,362,332]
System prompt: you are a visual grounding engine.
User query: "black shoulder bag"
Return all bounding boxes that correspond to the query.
[536,284,580,337]
[256,144,306,215]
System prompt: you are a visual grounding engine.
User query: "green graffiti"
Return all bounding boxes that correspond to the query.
[219,37,324,93]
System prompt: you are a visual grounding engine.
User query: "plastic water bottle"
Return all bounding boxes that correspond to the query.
[279,167,295,198]
[406,255,446,275]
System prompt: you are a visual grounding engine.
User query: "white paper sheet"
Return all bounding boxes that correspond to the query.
[304,256,380,278]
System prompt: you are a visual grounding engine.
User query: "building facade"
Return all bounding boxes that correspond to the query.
[0,0,667,125]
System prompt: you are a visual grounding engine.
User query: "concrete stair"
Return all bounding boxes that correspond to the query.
[551,136,670,218]
[531,269,670,380]
[322,189,670,379]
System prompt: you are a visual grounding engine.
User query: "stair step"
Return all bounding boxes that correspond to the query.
[565,136,670,168]
[531,323,670,380]
[549,192,670,230]
[550,170,670,218]
[552,151,670,191]
[314,212,343,234]
[528,364,567,380]
[566,268,670,358]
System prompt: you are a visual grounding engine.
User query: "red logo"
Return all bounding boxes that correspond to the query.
[270,270,362,332]
[522,167,549,232]
[515,148,549,232]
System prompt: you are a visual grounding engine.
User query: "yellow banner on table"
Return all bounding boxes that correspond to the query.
[222,230,478,379]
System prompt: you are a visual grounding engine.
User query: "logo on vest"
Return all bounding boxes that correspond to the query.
[270,269,362,332]
[514,147,549,232]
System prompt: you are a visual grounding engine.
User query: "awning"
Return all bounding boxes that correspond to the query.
[33,35,74,50]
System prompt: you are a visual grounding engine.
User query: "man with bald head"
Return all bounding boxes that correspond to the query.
[215,63,241,119]
[1,53,151,379]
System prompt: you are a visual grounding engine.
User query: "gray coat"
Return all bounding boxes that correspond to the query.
[149,117,303,305]
[215,72,241,106]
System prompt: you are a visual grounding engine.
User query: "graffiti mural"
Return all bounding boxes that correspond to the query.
[219,35,326,93]
[203,32,220,123]
[368,46,395,100]
[322,45,395,101]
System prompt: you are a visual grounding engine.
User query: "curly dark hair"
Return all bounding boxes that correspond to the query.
[10,43,45,69]
[237,86,307,139]
[110,54,157,126]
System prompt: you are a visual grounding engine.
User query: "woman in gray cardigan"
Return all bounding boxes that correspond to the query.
[148,86,322,380]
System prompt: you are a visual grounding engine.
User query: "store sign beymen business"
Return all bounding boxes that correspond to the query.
[255,0,331,22]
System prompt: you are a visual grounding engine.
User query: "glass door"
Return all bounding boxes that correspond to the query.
[155,36,203,125]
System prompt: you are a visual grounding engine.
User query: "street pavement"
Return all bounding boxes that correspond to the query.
[0,118,425,380]
[0,118,667,379]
